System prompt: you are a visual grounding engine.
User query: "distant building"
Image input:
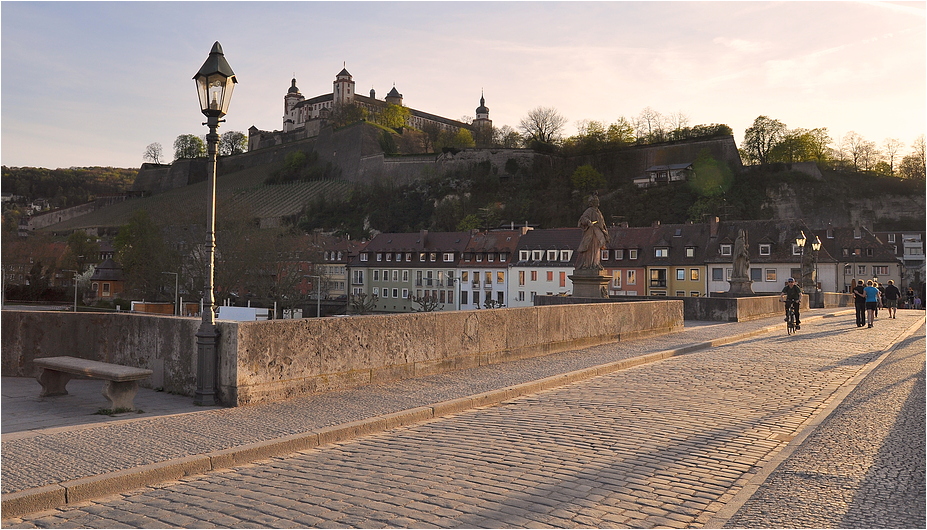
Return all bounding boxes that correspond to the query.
[249,68,490,151]
[633,162,694,188]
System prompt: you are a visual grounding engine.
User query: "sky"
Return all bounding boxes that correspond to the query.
[1,1,924,170]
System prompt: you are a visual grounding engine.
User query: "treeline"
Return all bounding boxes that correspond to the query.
[1,166,137,208]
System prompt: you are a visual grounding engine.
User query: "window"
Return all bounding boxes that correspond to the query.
[759,244,771,256]
[531,271,538,281]
[650,269,667,288]
[376,253,383,262]
[560,272,566,288]
[547,271,554,282]
[547,250,557,261]
[497,271,505,283]
[443,252,454,262]
[519,250,529,261]
[720,244,732,256]
[518,291,525,301]
[401,288,409,299]
[392,270,399,282]
[766,269,777,282]
[792,244,803,256]
[485,271,493,285]
[750,268,763,282]
[392,288,399,298]
[843,264,852,275]
[382,270,389,281]
[487,253,495,262]
[419,252,426,262]
[405,253,412,262]
[690,291,699,297]
[461,271,469,282]
[360,253,369,262]
[676,268,686,281]
[385,253,392,261]
[402,270,409,282]
[857,265,867,275]
[601,249,610,261]
[372,270,380,281]
[676,291,686,297]
[629,249,639,260]
[352,270,364,284]
[476,253,483,262]
[627,270,636,285]
[873,266,888,276]
[461,291,469,305]
[615,249,624,260]
[519,271,525,286]
[612,271,621,288]
[685,247,695,258]
[690,269,699,281]
[430,253,438,262]
[560,250,571,262]
[655,248,669,258]
[373,287,380,296]
[102,283,111,296]
[500,252,508,261]
[712,268,724,281]
[888,234,896,243]
[866,248,873,256]
[532,250,543,261]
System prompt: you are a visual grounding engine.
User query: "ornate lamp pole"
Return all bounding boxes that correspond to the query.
[193,42,237,406]
[795,231,807,291]
[811,235,822,292]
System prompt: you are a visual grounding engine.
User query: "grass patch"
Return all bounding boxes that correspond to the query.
[94,407,143,416]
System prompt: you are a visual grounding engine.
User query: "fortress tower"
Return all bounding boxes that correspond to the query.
[473,92,491,131]
[333,67,355,108]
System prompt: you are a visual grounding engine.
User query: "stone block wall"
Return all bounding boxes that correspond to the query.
[2,300,682,407]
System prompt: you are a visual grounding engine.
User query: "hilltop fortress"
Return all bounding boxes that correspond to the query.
[133,66,742,201]
[248,67,491,151]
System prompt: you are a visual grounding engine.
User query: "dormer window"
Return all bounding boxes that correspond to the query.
[759,244,771,256]
[547,250,557,261]
[720,244,732,256]
[519,250,529,261]
[560,250,572,262]
[655,247,669,258]
[600,249,609,261]
[685,247,695,258]
[615,249,624,260]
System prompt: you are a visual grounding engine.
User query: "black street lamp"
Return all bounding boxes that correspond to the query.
[811,235,822,291]
[193,42,237,406]
[795,231,807,291]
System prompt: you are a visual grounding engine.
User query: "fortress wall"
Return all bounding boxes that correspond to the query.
[2,300,683,406]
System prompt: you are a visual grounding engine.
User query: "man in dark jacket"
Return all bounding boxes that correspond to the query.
[853,280,867,327]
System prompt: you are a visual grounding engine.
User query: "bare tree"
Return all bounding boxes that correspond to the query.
[882,138,904,174]
[143,143,163,164]
[519,106,567,144]
[411,294,443,312]
[350,293,379,314]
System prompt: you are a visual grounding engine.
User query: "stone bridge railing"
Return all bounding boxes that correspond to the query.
[2,300,682,406]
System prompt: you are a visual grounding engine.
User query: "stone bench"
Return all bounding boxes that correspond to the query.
[33,356,153,411]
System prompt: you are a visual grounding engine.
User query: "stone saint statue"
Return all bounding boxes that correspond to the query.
[732,229,750,280]
[576,194,608,270]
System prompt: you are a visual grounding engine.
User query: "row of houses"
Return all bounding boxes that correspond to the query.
[334,217,922,314]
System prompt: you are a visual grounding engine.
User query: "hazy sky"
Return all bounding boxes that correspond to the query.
[2,1,924,169]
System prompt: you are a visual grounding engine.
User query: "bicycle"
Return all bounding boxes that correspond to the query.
[783,299,799,335]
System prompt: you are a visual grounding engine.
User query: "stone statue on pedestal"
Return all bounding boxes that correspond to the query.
[570,193,610,298]
[727,229,755,295]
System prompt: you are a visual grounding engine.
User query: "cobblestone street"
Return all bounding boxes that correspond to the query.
[3,313,923,528]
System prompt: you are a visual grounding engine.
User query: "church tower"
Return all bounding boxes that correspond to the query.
[473,92,492,130]
[333,67,355,108]
[385,85,403,107]
[283,78,304,133]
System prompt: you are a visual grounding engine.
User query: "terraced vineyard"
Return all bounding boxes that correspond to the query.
[37,162,353,232]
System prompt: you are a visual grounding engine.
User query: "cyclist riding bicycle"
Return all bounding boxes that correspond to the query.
[780,277,803,330]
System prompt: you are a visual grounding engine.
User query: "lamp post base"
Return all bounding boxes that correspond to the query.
[194,323,219,406]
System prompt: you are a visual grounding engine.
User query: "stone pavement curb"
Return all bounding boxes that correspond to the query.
[0,309,869,518]
[701,314,926,529]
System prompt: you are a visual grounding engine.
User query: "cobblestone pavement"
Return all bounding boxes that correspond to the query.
[3,312,922,528]
[721,324,925,529]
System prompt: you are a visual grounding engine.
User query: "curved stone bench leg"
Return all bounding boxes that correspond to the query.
[37,369,72,397]
[101,380,140,410]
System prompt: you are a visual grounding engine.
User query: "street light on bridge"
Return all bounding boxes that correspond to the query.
[193,42,237,406]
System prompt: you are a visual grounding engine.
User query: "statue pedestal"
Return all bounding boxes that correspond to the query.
[727,277,755,295]
[570,269,610,299]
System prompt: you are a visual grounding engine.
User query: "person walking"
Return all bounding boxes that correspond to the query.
[853,279,867,327]
[781,277,803,330]
[883,280,901,318]
[863,280,881,328]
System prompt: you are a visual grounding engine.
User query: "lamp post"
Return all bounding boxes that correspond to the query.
[795,231,807,291]
[193,42,237,406]
[162,272,179,316]
[811,235,822,292]
[309,275,322,317]
[63,269,79,312]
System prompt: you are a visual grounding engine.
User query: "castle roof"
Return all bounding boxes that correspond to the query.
[476,94,489,114]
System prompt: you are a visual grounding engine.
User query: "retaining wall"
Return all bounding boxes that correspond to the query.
[537,294,811,322]
[2,300,683,406]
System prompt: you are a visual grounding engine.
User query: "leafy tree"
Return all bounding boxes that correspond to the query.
[114,210,178,299]
[493,125,522,148]
[519,106,567,144]
[62,232,99,273]
[606,118,636,146]
[219,131,247,156]
[173,134,206,159]
[143,143,163,164]
[332,103,368,127]
[742,115,786,165]
[899,135,926,181]
[376,104,411,129]
[570,164,606,192]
